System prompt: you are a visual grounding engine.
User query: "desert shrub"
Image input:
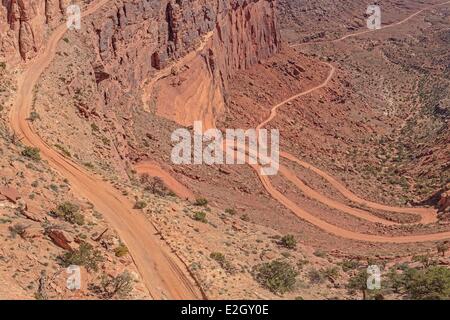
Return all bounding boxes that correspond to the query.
[347,269,370,300]
[210,252,234,273]
[322,266,340,282]
[54,144,71,157]
[225,208,236,215]
[280,234,297,249]
[141,175,169,196]
[193,211,207,223]
[22,146,41,161]
[412,254,437,268]
[114,243,129,257]
[91,123,100,132]
[95,271,134,299]
[194,198,208,206]
[308,268,326,284]
[28,111,40,122]
[437,242,450,257]
[133,200,147,210]
[51,202,84,225]
[59,242,103,272]
[254,260,298,294]
[0,61,5,70]
[313,250,327,258]
[340,259,360,272]
[402,266,450,300]
[9,223,29,239]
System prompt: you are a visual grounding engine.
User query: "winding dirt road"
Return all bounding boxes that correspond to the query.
[10,0,203,300]
[250,1,450,242]
[291,0,450,47]
[136,0,450,243]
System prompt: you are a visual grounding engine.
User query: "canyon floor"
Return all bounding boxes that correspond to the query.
[0,0,449,300]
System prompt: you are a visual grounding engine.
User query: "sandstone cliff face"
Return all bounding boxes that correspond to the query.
[91,0,281,128]
[0,0,74,63]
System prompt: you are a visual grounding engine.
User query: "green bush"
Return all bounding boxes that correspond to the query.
[114,243,129,257]
[193,211,207,223]
[28,111,40,122]
[59,243,104,272]
[225,208,236,215]
[402,266,450,300]
[340,259,360,272]
[347,269,369,300]
[254,260,298,294]
[97,271,134,299]
[210,252,234,273]
[52,202,84,225]
[22,146,41,161]
[133,200,147,210]
[280,234,297,249]
[194,198,208,206]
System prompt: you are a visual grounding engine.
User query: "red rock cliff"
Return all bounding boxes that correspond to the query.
[0,0,75,63]
[92,0,281,127]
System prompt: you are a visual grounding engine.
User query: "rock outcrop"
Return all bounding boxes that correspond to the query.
[0,0,74,63]
[91,0,281,128]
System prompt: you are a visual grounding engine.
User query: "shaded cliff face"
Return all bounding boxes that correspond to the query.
[91,0,280,127]
[1,1,280,120]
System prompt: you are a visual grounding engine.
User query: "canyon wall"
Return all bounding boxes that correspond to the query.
[90,0,281,128]
[1,0,280,127]
[0,0,75,64]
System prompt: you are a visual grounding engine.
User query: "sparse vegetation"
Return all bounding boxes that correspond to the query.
[91,123,100,132]
[347,269,369,300]
[254,260,298,294]
[280,234,297,249]
[313,250,327,258]
[59,242,103,272]
[194,198,208,206]
[210,252,234,273]
[51,202,84,225]
[114,243,129,257]
[133,200,147,210]
[340,259,360,272]
[9,223,29,239]
[55,144,71,157]
[28,111,40,122]
[141,175,169,196]
[22,146,41,161]
[390,266,450,300]
[225,208,236,215]
[94,271,134,299]
[193,211,207,223]
[437,242,449,257]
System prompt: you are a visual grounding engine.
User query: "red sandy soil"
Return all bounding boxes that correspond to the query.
[137,2,450,243]
[9,0,203,300]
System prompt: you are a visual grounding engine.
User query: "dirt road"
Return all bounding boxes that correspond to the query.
[291,1,450,47]
[135,2,450,245]
[10,0,204,300]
